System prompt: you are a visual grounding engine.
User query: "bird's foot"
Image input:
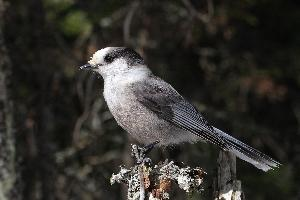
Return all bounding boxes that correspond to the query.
[131,141,160,165]
[143,140,160,155]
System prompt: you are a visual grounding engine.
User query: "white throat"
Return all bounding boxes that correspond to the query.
[104,64,151,84]
[102,64,151,109]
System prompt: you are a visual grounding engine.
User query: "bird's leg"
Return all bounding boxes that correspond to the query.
[131,141,160,164]
[143,140,160,155]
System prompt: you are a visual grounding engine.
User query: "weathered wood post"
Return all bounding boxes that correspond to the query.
[213,151,244,200]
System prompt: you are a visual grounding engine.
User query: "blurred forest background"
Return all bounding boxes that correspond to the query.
[0,0,300,199]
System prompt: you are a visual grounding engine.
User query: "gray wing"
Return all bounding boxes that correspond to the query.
[132,76,228,150]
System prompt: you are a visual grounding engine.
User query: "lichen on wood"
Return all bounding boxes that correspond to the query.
[110,144,205,200]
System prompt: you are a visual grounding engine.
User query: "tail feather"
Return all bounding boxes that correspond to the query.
[213,127,281,172]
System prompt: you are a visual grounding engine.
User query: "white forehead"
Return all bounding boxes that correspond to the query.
[88,47,115,65]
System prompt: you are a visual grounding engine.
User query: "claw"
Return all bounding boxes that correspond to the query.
[131,141,160,165]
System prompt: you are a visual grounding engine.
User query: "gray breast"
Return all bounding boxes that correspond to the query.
[103,81,175,144]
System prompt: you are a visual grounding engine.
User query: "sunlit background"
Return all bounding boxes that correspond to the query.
[2,0,300,199]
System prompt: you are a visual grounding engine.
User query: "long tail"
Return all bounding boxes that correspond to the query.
[213,127,281,172]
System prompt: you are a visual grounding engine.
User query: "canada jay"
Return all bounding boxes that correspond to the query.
[80,47,280,171]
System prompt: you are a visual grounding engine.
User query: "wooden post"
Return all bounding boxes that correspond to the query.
[213,151,244,200]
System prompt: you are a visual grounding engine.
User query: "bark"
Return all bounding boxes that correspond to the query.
[213,151,244,200]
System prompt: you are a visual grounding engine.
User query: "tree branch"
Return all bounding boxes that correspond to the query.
[123,1,140,45]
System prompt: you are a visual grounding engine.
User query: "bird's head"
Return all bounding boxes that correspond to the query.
[80,47,145,77]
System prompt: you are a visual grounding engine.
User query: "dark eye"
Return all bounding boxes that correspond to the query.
[104,54,114,63]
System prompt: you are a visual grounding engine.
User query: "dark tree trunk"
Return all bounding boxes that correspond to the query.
[0,0,19,199]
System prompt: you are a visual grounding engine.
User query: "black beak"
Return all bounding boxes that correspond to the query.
[79,63,99,70]
[80,64,92,70]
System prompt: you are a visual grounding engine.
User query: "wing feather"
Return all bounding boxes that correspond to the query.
[132,77,228,149]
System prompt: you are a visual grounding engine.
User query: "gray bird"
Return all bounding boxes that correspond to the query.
[80,47,280,171]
